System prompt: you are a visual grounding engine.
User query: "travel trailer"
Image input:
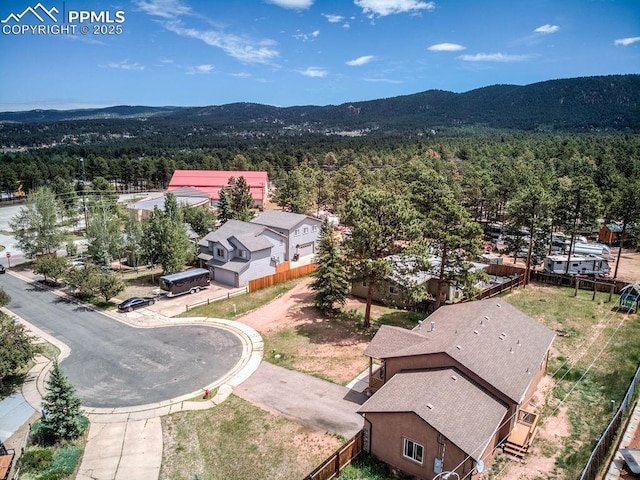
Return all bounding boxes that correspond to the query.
[543,254,611,276]
[159,268,210,297]
[571,242,613,259]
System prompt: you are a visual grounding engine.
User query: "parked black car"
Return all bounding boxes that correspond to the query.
[117,297,155,312]
[0,264,5,274]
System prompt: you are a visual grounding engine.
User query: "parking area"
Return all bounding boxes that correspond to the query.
[120,281,245,318]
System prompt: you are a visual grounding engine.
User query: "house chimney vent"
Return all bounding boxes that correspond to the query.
[430,321,435,332]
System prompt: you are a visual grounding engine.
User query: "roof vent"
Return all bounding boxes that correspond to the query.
[426,403,434,410]
[430,321,435,332]
[510,347,514,353]
[499,333,507,340]
[517,339,521,346]
[473,330,479,335]
[450,374,458,381]
[456,344,462,350]
[496,303,501,307]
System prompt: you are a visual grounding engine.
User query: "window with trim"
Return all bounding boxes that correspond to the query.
[303,227,309,234]
[403,438,424,464]
[216,248,225,258]
[312,225,318,232]
[239,249,247,259]
[294,229,300,236]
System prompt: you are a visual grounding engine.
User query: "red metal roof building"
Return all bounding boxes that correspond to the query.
[168,170,269,207]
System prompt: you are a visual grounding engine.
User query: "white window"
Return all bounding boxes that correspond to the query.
[312,225,318,232]
[216,248,225,258]
[403,438,424,464]
[303,227,309,234]
[239,249,247,259]
[294,229,300,236]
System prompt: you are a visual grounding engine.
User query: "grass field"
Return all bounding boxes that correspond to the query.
[160,394,341,480]
[503,284,640,479]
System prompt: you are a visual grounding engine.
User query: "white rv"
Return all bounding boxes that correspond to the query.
[543,254,611,276]
[571,242,613,259]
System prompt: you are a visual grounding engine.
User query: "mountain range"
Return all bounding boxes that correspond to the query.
[1,74,639,134]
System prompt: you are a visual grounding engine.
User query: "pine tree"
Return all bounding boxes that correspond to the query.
[217,187,234,224]
[229,176,253,221]
[41,360,85,442]
[311,219,350,313]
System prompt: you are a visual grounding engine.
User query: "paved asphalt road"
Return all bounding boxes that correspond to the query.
[1,273,244,408]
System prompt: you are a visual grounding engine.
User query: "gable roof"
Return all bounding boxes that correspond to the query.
[251,210,322,231]
[365,299,555,404]
[358,368,508,461]
[200,219,284,252]
[168,170,268,202]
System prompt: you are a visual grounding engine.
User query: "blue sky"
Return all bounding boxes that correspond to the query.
[1,0,639,111]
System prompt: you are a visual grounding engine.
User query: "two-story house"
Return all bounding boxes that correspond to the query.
[197,220,286,287]
[250,210,323,261]
[358,299,555,479]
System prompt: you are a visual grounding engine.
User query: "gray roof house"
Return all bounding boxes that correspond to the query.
[359,299,555,479]
[250,210,322,261]
[197,219,286,287]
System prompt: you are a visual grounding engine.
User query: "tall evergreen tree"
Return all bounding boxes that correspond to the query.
[611,177,640,278]
[229,176,253,221]
[40,360,85,442]
[311,219,350,313]
[217,187,234,224]
[343,187,419,327]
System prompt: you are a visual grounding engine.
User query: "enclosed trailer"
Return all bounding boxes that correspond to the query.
[543,254,611,276]
[160,268,210,297]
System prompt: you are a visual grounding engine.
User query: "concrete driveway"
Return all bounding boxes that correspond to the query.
[234,362,367,438]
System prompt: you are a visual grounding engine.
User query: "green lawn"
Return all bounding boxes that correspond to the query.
[503,284,640,478]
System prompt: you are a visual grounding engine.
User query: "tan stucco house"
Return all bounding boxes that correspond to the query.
[358,299,555,479]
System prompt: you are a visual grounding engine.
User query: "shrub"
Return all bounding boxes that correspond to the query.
[18,447,54,472]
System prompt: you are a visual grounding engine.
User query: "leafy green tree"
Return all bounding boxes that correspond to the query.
[183,206,217,237]
[123,216,144,267]
[142,193,193,274]
[505,182,554,283]
[88,176,118,210]
[34,255,69,284]
[229,176,254,221]
[0,311,40,388]
[86,201,124,268]
[275,166,317,214]
[610,177,640,278]
[95,273,125,302]
[9,187,66,259]
[50,177,78,224]
[343,187,419,327]
[40,360,85,442]
[311,219,350,313]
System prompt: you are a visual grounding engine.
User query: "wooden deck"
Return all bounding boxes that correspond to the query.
[503,410,539,458]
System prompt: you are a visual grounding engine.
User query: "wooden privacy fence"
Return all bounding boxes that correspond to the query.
[303,430,363,480]
[531,271,627,294]
[249,263,317,292]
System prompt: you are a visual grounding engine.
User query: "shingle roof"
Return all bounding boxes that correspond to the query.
[251,210,321,231]
[358,368,508,461]
[201,220,284,251]
[365,299,555,403]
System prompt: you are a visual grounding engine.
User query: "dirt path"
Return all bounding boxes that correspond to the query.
[238,277,315,333]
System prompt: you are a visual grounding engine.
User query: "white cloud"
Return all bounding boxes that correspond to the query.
[186,64,214,74]
[458,52,531,62]
[299,67,327,77]
[615,36,640,46]
[322,13,344,23]
[534,24,559,34]
[355,0,435,17]
[364,77,402,84]
[135,0,192,19]
[346,55,376,66]
[294,30,320,41]
[163,20,279,64]
[100,60,145,71]
[231,72,251,78]
[266,0,314,9]
[428,42,465,52]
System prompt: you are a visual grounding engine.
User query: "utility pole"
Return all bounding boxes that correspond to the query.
[80,157,89,231]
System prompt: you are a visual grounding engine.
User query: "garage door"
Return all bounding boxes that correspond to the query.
[214,268,238,287]
[297,242,315,257]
